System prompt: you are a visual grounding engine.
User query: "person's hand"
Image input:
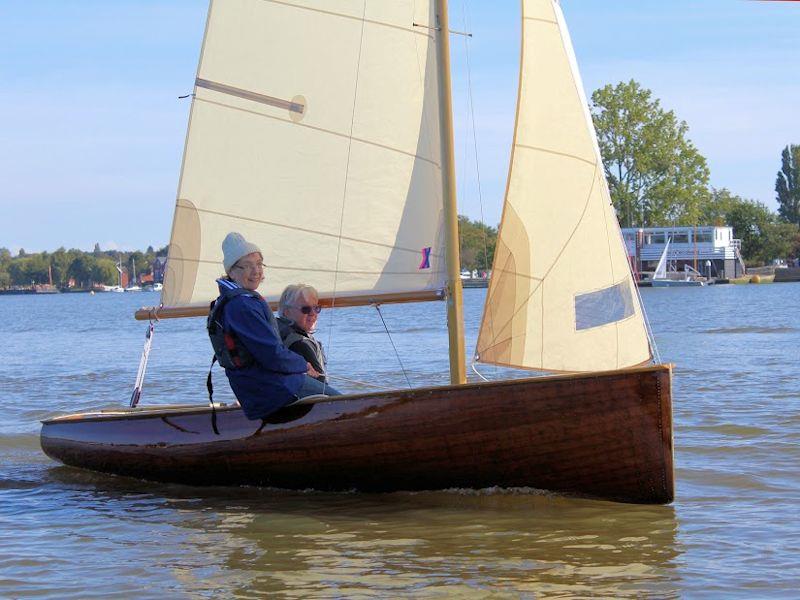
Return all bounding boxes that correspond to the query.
[306,363,321,378]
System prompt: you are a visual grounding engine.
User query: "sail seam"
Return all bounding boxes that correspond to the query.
[522,17,557,25]
[194,97,442,168]
[166,255,445,276]
[515,143,596,167]
[255,0,434,39]
[487,267,543,283]
[175,202,445,257]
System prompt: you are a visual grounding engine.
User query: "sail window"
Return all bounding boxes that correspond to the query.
[574,282,635,331]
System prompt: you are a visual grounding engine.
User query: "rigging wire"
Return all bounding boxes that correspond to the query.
[324,0,368,396]
[460,0,498,380]
[633,278,662,364]
[373,304,413,389]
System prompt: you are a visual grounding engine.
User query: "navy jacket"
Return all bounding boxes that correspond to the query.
[216,279,307,419]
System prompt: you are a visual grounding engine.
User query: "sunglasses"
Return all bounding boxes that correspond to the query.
[294,305,322,315]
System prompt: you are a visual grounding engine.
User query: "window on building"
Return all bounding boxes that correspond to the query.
[671,232,689,244]
[695,231,713,244]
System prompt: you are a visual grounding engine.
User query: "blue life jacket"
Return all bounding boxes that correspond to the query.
[208,278,307,420]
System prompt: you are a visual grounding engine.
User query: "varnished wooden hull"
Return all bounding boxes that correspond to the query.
[40,365,674,504]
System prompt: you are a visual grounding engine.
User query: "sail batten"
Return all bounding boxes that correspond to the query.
[476,0,651,373]
[160,0,446,310]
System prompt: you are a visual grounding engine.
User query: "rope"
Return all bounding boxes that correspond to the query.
[470,361,489,382]
[373,304,413,389]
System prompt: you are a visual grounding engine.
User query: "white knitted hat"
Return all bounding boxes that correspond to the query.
[222,232,262,274]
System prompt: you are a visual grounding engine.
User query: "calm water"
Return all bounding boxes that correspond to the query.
[1,284,799,598]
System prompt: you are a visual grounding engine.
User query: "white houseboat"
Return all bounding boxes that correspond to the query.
[621,226,746,281]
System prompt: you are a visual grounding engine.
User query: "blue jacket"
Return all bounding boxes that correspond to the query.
[215,279,307,419]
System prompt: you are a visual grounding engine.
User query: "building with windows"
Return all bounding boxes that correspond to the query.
[621,226,746,280]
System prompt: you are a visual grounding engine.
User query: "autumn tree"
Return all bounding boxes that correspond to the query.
[591,80,710,228]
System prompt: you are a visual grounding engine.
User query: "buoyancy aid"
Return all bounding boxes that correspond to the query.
[207,284,258,369]
[277,316,327,381]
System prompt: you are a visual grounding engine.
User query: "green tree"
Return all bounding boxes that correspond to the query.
[725,199,775,264]
[50,247,75,286]
[458,216,497,272]
[776,144,800,226]
[67,255,98,288]
[591,80,710,227]
[0,248,10,287]
[698,189,798,264]
[8,254,50,285]
[700,188,741,226]
[760,222,800,264]
[92,258,119,285]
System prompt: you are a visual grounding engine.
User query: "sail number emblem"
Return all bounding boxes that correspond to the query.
[419,247,432,270]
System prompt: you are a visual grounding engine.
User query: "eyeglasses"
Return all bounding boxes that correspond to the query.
[293,305,322,315]
[233,261,265,272]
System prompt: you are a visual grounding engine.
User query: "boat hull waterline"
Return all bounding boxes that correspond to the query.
[41,364,674,504]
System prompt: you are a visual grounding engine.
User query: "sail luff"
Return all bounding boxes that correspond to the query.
[158,0,214,311]
[434,0,466,385]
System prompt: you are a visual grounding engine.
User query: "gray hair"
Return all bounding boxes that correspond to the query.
[278,284,319,317]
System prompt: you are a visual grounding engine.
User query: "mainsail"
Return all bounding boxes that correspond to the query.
[476,0,652,372]
[162,0,446,308]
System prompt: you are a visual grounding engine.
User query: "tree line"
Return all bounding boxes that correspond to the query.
[0,245,166,289]
[3,80,798,284]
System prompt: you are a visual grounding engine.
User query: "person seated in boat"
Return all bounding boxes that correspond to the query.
[208,232,340,421]
[277,284,330,384]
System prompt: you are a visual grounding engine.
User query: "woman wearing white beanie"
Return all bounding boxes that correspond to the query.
[208,232,340,420]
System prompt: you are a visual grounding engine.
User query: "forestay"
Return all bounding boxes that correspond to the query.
[162,0,446,309]
[476,0,651,372]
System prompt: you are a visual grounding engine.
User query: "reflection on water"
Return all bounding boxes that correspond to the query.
[2,285,800,597]
[27,467,680,598]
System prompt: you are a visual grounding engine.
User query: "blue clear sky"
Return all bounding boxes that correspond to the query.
[1,0,798,253]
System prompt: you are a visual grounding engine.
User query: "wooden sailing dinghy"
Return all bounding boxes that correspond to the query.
[41,0,674,504]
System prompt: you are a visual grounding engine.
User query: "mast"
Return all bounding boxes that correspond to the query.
[435,0,466,385]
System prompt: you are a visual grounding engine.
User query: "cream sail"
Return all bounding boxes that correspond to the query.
[162,0,446,308]
[476,0,652,372]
